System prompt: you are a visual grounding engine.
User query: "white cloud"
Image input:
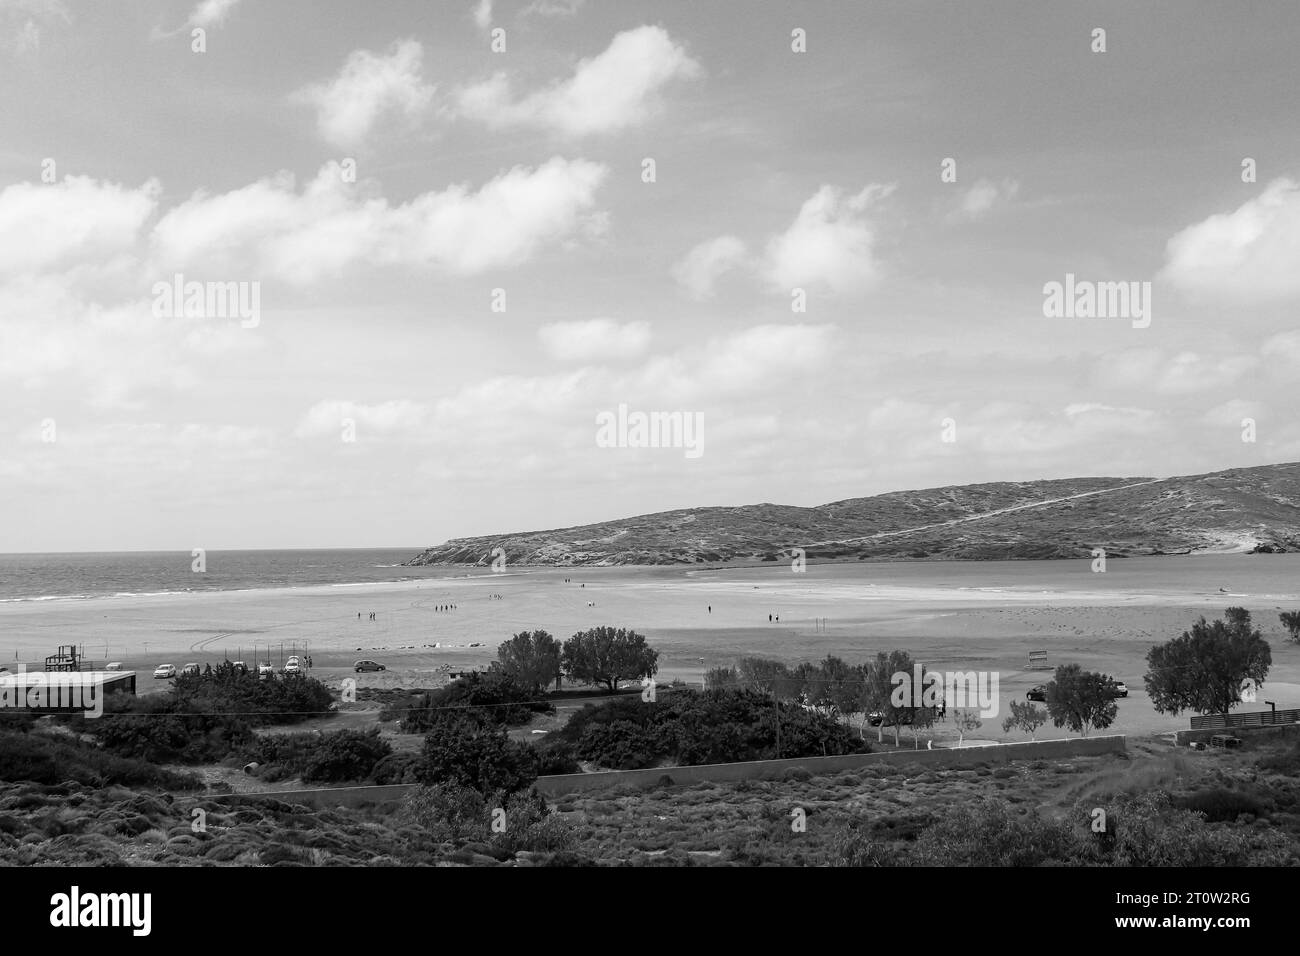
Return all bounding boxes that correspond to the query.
[457,25,700,135]
[1202,399,1264,428]
[952,177,1018,221]
[295,399,429,438]
[672,235,747,299]
[294,39,435,150]
[538,319,650,362]
[0,175,159,274]
[472,0,492,31]
[1093,348,1255,394]
[189,0,241,28]
[152,157,608,282]
[691,324,834,394]
[1161,177,1300,304]
[1262,330,1300,368]
[763,184,893,294]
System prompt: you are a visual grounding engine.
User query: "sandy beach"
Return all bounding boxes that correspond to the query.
[3,556,1298,742]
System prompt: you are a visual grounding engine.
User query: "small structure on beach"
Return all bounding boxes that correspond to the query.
[1026,650,1051,671]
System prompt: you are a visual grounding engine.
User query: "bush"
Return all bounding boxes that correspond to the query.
[415,714,539,795]
[1176,788,1268,823]
[302,729,393,783]
[371,752,422,785]
[83,662,334,764]
[1104,792,1263,865]
[0,729,200,789]
[402,671,550,733]
[399,783,574,855]
[551,688,867,770]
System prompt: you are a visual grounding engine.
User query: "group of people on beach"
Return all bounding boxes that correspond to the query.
[488,594,503,601]
[436,604,456,612]
[358,611,376,621]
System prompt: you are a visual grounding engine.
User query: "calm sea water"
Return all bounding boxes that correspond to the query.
[2,549,1298,604]
[0,549,446,601]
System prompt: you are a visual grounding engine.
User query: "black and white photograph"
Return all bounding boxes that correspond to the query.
[0,0,1296,935]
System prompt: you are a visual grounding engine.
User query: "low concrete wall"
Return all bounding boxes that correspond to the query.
[213,736,1127,807]
[213,784,415,809]
[532,735,1127,795]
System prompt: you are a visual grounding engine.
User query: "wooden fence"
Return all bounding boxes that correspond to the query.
[1189,708,1300,730]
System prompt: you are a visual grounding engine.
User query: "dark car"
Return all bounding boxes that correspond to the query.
[1106,679,1129,698]
[1026,685,1048,702]
[354,660,386,673]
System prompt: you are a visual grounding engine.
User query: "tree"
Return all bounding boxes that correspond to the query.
[1280,611,1300,645]
[803,656,862,728]
[907,703,936,750]
[737,657,798,699]
[496,630,562,693]
[561,626,659,693]
[1044,664,1117,737]
[1001,700,1047,740]
[864,650,916,747]
[951,709,982,747]
[1144,609,1272,716]
[705,666,739,690]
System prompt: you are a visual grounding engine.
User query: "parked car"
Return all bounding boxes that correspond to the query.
[283,658,302,675]
[104,662,123,671]
[153,663,176,679]
[181,662,200,676]
[230,661,248,673]
[354,660,386,673]
[257,663,274,679]
[1026,685,1047,702]
[1107,679,1129,698]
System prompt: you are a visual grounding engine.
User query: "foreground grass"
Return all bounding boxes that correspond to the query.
[3,734,1298,866]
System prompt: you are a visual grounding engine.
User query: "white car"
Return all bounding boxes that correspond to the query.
[105,662,123,671]
[181,662,200,676]
[153,663,176,679]
[283,659,302,675]
[257,663,274,679]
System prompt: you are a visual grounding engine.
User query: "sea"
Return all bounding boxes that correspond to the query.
[0,549,451,602]
[2,549,1299,605]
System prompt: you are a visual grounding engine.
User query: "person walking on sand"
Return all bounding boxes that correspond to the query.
[768,613,772,622]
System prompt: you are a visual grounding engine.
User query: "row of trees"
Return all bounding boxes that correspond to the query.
[705,652,982,747]
[496,626,658,694]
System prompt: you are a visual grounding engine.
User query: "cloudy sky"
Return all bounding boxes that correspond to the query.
[2,0,1299,552]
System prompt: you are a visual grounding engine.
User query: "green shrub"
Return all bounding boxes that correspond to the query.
[1176,788,1269,823]
[402,670,550,732]
[0,729,200,789]
[415,713,539,794]
[552,688,867,769]
[301,729,393,783]
[399,783,574,855]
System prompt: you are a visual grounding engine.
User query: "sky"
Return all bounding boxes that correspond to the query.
[2,0,1300,552]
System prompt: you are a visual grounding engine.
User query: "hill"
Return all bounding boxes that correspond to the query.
[405,463,1300,566]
